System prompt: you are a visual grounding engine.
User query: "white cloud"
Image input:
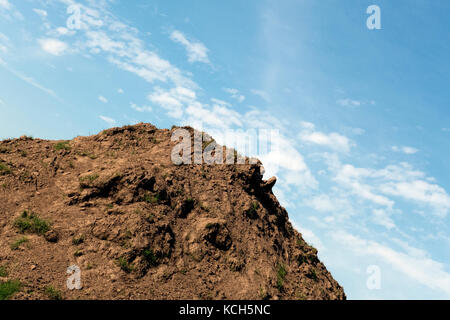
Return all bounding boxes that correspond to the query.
[223,88,245,103]
[118,88,124,94]
[0,59,58,99]
[130,102,152,112]
[325,156,450,217]
[337,98,361,107]
[349,127,365,135]
[392,146,419,155]
[169,30,209,64]
[299,121,315,130]
[380,180,450,217]
[99,115,116,126]
[0,0,23,20]
[185,101,243,130]
[147,86,195,118]
[54,27,74,36]
[251,89,270,102]
[0,0,11,10]
[38,38,68,56]
[306,194,336,212]
[210,98,230,106]
[332,231,450,297]
[33,8,47,18]
[98,95,108,103]
[372,209,396,229]
[0,32,10,53]
[299,122,353,153]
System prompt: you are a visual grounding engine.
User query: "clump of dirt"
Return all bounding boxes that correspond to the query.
[0,123,345,300]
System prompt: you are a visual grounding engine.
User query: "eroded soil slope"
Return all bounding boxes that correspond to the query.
[0,123,345,300]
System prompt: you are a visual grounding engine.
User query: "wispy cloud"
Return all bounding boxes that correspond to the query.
[169,30,210,64]
[0,0,23,20]
[38,38,68,56]
[372,208,396,229]
[0,0,11,10]
[380,180,450,217]
[98,95,108,103]
[332,231,450,297]
[130,102,152,112]
[223,88,245,103]
[0,32,10,53]
[251,89,270,102]
[33,8,48,18]
[299,121,353,153]
[392,146,419,155]
[337,98,362,107]
[99,115,116,126]
[0,58,58,99]
[324,155,450,217]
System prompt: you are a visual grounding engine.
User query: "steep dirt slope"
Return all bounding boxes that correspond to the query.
[0,123,345,300]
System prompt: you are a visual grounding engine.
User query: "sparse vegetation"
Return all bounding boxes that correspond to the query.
[245,202,259,218]
[179,268,188,275]
[79,174,99,184]
[72,235,85,245]
[13,211,50,235]
[77,151,97,159]
[143,192,161,204]
[10,237,29,250]
[74,250,83,257]
[0,265,8,277]
[308,268,318,281]
[117,256,133,273]
[54,141,71,151]
[0,280,21,300]
[297,254,307,266]
[0,161,11,175]
[259,287,270,300]
[276,263,287,291]
[45,286,62,300]
[142,249,158,267]
[151,137,159,144]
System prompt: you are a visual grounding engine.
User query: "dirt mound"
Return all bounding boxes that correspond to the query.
[0,123,345,300]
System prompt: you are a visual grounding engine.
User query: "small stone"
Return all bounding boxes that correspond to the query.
[44,230,59,243]
[31,265,36,270]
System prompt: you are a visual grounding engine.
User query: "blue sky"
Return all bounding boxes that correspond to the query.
[1,0,449,299]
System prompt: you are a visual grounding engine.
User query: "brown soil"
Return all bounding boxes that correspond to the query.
[0,123,345,300]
